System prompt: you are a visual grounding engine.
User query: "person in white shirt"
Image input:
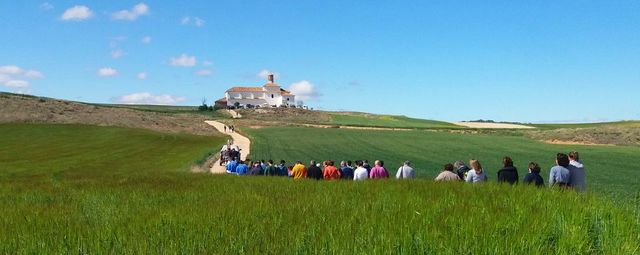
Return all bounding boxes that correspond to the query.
[396,161,415,179]
[353,160,369,181]
[465,159,487,183]
[568,151,586,193]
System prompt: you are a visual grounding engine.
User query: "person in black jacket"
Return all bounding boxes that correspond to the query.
[497,156,519,184]
[523,162,544,187]
[307,160,323,180]
[454,160,470,180]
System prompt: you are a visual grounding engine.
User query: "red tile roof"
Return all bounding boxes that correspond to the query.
[226,87,265,92]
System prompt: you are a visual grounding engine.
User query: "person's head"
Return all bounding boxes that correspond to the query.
[569,151,580,161]
[296,160,302,165]
[404,161,411,166]
[375,160,384,167]
[469,159,483,173]
[233,157,238,162]
[453,160,466,169]
[310,160,317,166]
[444,163,454,172]
[268,159,273,165]
[325,160,333,166]
[503,156,514,167]
[528,162,541,174]
[364,160,370,165]
[316,163,321,167]
[347,160,352,166]
[340,161,347,167]
[355,160,364,167]
[556,153,570,167]
[280,160,286,165]
[261,160,266,163]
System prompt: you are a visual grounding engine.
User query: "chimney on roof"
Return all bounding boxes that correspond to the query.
[268,74,274,84]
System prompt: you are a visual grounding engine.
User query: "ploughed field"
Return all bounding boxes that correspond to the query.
[1,124,639,253]
[247,127,640,200]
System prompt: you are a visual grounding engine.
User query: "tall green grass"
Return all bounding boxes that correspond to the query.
[247,127,640,201]
[1,124,638,253]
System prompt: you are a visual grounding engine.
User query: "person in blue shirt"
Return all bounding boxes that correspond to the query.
[276,160,288,176]
[549,153,571,188]
[340,161,354,180]
[226,157,238,174]
[235,160,249,176]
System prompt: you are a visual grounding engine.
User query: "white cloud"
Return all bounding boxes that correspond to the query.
[112,92,186,105]
[112,3,149,21]
[4,80,30,88]
[194,69,212,76]
[0,65,23,74]
[61,5,93,21]
[111,49,125,59]
[137,72,147,79]
[202,60,213,66]
[181,16,205,27]
[141,36,152,44]
[170,54,196,67]
[181,16,191,25]
[257,69,280,80]
[289,80,321,101]
[194,17,205,27]
[0,65,44,78]
[0,74,10,83]
[40,2,54,11]
[24,70,44,78]
[98,67,118,77]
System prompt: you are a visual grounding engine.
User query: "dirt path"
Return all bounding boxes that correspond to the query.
[453,122,535,129]
[228,109,242,119]
[205,120,251,174]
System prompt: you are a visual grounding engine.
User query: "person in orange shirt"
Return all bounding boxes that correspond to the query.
[291,161,307,180]
[323,160,342,180]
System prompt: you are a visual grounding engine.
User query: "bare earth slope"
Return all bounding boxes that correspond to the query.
[0,93,219,136]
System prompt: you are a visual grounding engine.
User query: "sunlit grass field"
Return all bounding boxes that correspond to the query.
[247,127,640,200]
[329,112,460,129]
[1,124,639,253]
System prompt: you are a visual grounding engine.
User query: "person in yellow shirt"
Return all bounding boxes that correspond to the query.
[291,161,307,180]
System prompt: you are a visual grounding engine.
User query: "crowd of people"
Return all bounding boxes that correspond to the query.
[223,151,587,192]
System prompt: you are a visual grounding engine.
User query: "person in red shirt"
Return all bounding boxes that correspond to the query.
[323,160,342,180]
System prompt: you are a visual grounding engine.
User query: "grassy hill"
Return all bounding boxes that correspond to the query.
[1,124,638,253]
[329,112,459,129]
[247,127,640,200]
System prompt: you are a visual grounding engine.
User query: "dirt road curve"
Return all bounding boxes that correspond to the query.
[205,120,251,174]
[453,122,535,129]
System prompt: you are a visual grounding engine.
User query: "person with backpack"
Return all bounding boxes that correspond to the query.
[263,160,278,176]
[248,161,263,176]
[465,159,487,183]
[395,161,415,179]
[454,160,470,180]
[568,151,586,193]
[549,153,571,188]
[235,160,249,176]
[226,157,238,174]
[340,161,354,180]
[369,160,389,179]
[307,160,323,180]
[497,156,519,185]
[435,163,460,182]
[323,160,342,180]
[523,162,544,187]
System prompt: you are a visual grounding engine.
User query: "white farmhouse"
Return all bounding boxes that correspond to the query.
[216,74,295,108]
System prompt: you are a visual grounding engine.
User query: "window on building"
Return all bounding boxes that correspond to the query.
[287,98,290,101]
[271,94,274,98]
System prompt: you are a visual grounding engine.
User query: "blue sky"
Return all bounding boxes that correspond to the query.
[1,1,639,123]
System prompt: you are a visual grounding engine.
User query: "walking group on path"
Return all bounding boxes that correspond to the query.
[223,151,587,192]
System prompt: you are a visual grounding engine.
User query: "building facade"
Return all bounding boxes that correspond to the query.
[220,74,295,108]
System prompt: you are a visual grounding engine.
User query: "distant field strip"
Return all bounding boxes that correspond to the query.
[329,113,460,129]
[247,126,640,200]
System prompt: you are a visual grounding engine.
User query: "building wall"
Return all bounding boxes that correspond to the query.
[225,87,294,107]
